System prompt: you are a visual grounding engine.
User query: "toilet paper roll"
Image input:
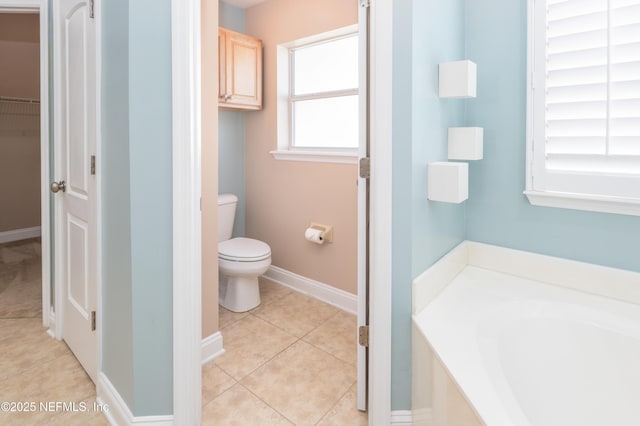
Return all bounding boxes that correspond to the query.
[305,228,324,244]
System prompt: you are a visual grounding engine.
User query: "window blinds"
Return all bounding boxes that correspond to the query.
[545,0,640,175]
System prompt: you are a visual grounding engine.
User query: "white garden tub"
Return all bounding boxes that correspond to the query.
[412,242,640,426]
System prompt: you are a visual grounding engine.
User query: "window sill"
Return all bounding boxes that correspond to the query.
[270,150,358,164]
[524,190,640,217]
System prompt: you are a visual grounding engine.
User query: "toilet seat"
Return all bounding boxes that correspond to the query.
[218,237,271,262]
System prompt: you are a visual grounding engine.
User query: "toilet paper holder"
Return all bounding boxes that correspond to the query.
[308,223,334,243]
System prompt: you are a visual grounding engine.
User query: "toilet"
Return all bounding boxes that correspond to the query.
[218,194,271,312]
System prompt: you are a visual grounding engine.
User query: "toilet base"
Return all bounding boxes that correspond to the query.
[219,274,261,312]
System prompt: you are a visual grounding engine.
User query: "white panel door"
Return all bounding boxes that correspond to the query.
[54,0,97,383]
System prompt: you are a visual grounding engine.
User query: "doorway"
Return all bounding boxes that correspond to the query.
[205,0,367,423]
[0,6,51,332]
[172,0,393,423]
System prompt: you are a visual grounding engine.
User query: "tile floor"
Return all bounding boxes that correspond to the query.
[0,238,107,425]
[1,239,367,425]
[202,277,368,425]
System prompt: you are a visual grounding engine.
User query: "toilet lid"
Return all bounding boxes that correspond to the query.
[219,237,271,262]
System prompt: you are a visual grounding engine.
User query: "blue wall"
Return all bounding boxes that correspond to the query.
[219,1,246,237]
[464,0,640,272]
[411,0,466,277]
[391,0,467,410]
[102,0,173,415]
[102,0,134,409]
[128,0,173,415]
[391,0,414,410]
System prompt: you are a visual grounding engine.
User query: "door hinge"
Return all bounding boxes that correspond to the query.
[90,155,96,175]
[359,0,371,7]
[91,311,96,331]
[359,325,369,347]
[89,0,94,18]
[359,157,371,179]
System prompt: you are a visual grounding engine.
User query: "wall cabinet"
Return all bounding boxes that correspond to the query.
[218,27,263,111]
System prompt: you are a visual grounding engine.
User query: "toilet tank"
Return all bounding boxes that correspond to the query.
[218,194,238,242]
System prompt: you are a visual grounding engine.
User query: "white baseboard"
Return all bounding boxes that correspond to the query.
[412,408,434,426]
[201,331,224,365]
[0,226,41,244]
[390,410,414,425]
[97,372,174,425]
[46,308,56,339]
[263,265,357,314]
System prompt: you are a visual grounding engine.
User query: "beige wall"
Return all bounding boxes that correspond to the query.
[0,14,40,100]
[0,13,40,233]
[202,0,220,337]
[245,0,359,294]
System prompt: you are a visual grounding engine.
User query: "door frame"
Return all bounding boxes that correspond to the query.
[0,0,51,332]
[171,0,392,424]
[171,0,202,423]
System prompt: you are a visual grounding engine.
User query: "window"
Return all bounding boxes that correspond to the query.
[526,0,640,216]
[273,25,359,163]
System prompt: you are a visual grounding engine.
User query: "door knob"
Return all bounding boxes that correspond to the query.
[50,180,66,193]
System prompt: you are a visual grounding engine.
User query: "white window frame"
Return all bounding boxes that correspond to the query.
[272,24,359,164]
[524,0,640,217]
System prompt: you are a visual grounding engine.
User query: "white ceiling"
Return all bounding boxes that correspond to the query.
[222,0,268,9]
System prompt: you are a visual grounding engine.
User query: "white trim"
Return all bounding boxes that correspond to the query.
[201,332,225,365]
[283,24,359,50]
[97,373,174,426]
[525,0,535,195]
[0,0,52,335]
[46,307,56,338]
[0,0,40,8]
[51,0,64,341]
[95,0,104,382]
[412,408,434,426]
[524,189,640,217]
[37,0,51,331]
[368,0,393,423]
[0,226,41,243]
[263,266,358,314]
[171,0,202,424]
[390,410,414,426]
[269,150,358,164]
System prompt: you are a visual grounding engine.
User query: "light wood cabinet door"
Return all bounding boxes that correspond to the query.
[218,27,263,111]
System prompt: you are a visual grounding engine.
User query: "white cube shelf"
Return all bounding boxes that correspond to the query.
[428,162,468,204]
[448,127,483,160]
[439,60,477,98]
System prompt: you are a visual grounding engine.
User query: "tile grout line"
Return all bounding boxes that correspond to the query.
[208,280,361,423]
[236,381,297,425]
[314,378,358,425]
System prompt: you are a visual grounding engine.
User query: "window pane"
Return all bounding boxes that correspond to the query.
[293,35,358,95]
[293,96,358,149]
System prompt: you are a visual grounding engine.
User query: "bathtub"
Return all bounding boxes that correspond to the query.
[412,242,640,426]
